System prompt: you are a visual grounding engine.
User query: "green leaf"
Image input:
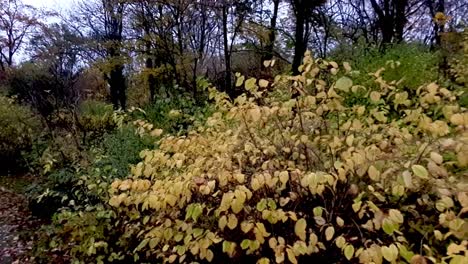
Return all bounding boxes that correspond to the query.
[382,218,396,235]
[344,244,354,260]
[240,239,251,250]
[411,165,429,179]
[257,199,267,212]
[313,207,323,217]
[192,204,203,221]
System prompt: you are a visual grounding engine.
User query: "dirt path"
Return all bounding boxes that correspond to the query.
[0,186,39,264]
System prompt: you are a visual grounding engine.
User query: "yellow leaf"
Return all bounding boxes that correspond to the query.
[259,79,269,88]
[388,209,404,224]
[227,214,238,230]
[219,215,227,230]
[325,226,335,241]
[236,75,245,87]
[336,217,344,227]
[286,248,298,264]
[150,129,163,137]
[382,244,399,262]
[450,113,467,126]
[346,135,354,147]
[279,171,289,185]
[368,165,380,181]
[166,194,177,207]
[248,107,262,122]
[257,258,270,264]
[241,221,254,234]
[449,255,467,264]
[294,218,307,241]
[370,91,381,102]
[245,78,257,90]
[235,173,245,184]
[457,192,468,208]
[168,255,178,263]
[231,198,244,214]
[222,241,236,257]
[457,148,468,167]
[335,77,353,92]
[343,62,352,72]
[430,152,443,165]
[206,249,214,262]
[335,236,346,249]
[402,170,413,188]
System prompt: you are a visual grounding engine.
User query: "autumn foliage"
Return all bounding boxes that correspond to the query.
[45,53,468,264]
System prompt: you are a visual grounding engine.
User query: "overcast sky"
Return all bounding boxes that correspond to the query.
[23,0,73,12]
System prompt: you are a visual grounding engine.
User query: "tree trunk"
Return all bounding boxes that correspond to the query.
[146,56,157,103]
[109,64,126,110]
[292,1,306,75]
[222,5,232,95]
[262,0,280,64]
[435,0,445,46]
[394,0,408,43]
[108,46,126,110]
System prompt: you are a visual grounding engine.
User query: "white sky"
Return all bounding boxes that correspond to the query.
[23,0,73,12]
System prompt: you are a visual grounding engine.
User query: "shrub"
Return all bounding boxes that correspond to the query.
[6,63,79,118]
[0,96,42,171]
[97,124,156,178]
[78,100,116,139]
[132,93,214,135]
[331,43,440,91]
[42,54,467,264]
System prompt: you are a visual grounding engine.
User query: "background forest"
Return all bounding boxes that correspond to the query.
[0,0,467,263]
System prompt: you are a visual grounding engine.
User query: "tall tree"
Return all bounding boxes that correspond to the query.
[0,0,40,71]
[290,0,326,75]
[262,0,281,63]
[75,0,128,110]
[368,0,412,45]
[425,0,446,47]
[220,0,251,95]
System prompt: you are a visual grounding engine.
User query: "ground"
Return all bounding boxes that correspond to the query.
[0,184,38,263]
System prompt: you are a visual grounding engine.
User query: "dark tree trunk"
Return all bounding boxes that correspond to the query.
[146,57,157,103]
[107,45,126,110]
[433,0,445,47]
[292,0,306,75]
[394,0,408,43]
[109,64,126,110]
[222,5,232,95]
[262,0,280,64]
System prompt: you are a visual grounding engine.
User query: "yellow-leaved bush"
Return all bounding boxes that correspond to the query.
[64,53,467,263]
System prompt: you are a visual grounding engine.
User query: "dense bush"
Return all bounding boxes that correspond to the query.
[78,100,117,140]
[0,96,42,171]
[132,93,214,135]
[6,63,79,118]
[97,124,156,178]
[41,53,467,264]
[331,44,439,91]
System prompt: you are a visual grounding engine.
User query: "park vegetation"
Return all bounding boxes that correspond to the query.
[0,0,467,263]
